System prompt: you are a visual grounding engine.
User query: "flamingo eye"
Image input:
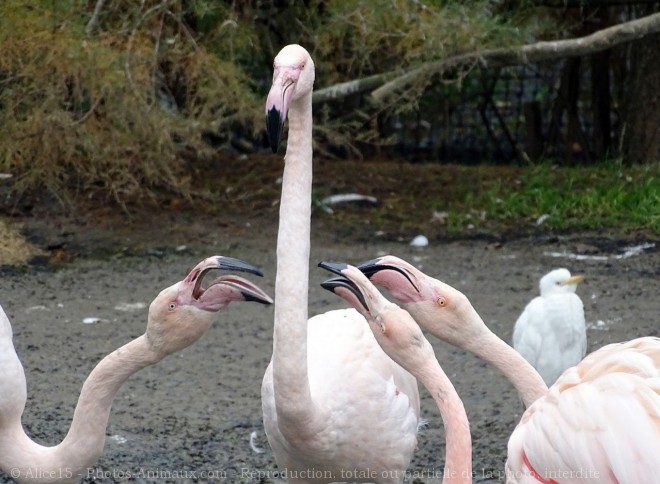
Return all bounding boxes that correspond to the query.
[437,297,447,307]
[168,303,176,311]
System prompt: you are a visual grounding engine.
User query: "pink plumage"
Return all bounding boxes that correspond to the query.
[506,337,660,483]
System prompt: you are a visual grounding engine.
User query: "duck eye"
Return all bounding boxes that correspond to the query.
[437,297,447,307]
[168,303,176,311]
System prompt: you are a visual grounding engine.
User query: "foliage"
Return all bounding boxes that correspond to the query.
[0,0,260,205]
[444,162,660,234]
[0,0,581,206]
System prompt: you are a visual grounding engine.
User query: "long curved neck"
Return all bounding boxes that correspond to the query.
[272,93,319,432]
[0,335,162,482]
[408,301,548,408]
[415,352,472,484]
[463,324,547,407]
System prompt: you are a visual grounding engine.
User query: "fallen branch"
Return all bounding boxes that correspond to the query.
[312,71,401,104]
[312,12,660,105]
[85,0,106,35]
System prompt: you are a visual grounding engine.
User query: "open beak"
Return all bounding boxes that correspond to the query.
[266,65,301,153]
[320,276,370,313]
[318,261,370,313]
[180,256,273,311]
[200,274,274,309]
[356,258,420,293]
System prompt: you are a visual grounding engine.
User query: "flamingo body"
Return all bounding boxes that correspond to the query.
[513,269,586,385]
[506,337,660,483]
[262,310,419,482]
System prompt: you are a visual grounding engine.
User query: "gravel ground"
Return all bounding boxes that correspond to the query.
[0,218,658,483]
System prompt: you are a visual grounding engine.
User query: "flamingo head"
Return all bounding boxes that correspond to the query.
[146,256,273,355]
[266,44,315,153]
[539,268,584,296]
[356,255,487,348]
[319,261,433,371]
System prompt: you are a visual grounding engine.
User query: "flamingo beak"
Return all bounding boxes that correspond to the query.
[197,274,273,310]
[356,258,420,293]
[318,261,371,313]
[179,256,272,311]
[266,65,301,153]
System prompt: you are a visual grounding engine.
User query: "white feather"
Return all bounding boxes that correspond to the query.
[513,269,586,385]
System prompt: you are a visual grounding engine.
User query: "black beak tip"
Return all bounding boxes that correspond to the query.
[318,260,349,276]
[320,279,339,293]
[356,258,383,278]
[217,256,264,277]
[320,276,369,313]
[242,292,273,305]
[267,107,284,153]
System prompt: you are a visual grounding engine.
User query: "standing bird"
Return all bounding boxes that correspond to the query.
[0,256,273,484]
[319,262,472,484]
[356,255,660,483]
[261,44,420,483]
[512,269,586,386]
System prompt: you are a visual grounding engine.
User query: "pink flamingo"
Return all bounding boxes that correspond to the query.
[0,256,273,483]
[357,255,660,483]
[319,261,472,484]
[261,45,420,483]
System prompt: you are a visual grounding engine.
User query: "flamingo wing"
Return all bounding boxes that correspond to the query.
[506,337,660,484]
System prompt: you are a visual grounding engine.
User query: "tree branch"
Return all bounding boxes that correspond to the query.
[312,12,660,105]
[535,0,659,7]
[85,0,106,35]
[312,71,401,104]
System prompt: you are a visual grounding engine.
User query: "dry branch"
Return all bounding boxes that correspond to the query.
[85,0,106,35]
[537,0,658,6]
[312,12,660,105]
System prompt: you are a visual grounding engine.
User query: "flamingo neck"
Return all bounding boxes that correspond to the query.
[415,355,472,484]
[0,335,161,482]
[406,301,548,407]
[465,328,548,407]
[272,93,318,430]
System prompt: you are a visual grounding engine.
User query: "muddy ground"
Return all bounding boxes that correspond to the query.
[0,163,658,483]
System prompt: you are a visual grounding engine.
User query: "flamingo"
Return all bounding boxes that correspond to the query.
[0,256,273,483]
[512,268,586,386]
[357,255,547,407]
[261,44,420,483]
[357,255,660,483]
[319,262,472,484]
